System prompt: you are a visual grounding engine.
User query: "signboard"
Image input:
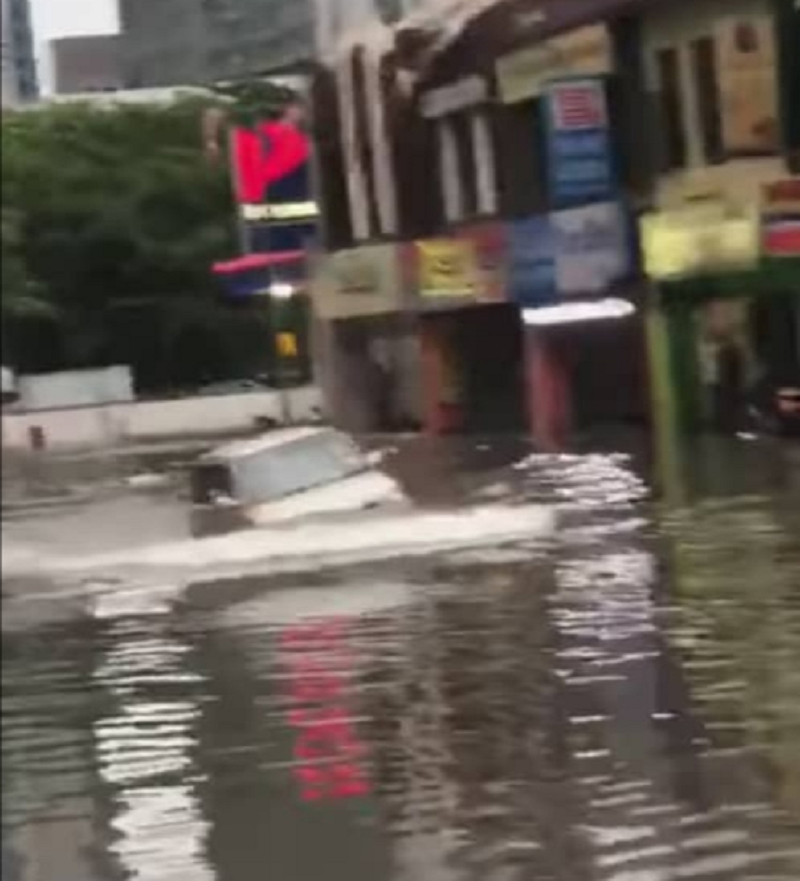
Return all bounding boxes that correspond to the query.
[231,120,319,255]
[545,78,615,208]
[508,203,630,306]
[276,332,298,358]
[762,178,800,257]
[313,244,403,320]
[552,201,631,294]
[715,16,779,155]
[416,239,481,300]
[420,76,488,119]
[455,223,508,301]
[507,216,557,307]
[497,25,613,104]
[641,203,759,280]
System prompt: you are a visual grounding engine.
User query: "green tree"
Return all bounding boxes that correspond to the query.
[1,208,52,319]
[1,86,294,389]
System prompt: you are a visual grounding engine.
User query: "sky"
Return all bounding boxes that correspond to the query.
[31,0,118,43]
[30,0,118,90]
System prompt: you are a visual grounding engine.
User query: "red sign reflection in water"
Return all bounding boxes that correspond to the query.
[280,620,370,802]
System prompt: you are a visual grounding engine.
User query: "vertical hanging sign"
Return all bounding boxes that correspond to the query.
[544,78,615,208]
[231,118,320,256]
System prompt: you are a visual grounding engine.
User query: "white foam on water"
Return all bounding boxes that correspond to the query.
[2,541,41,573]
[2,504,555,590]
[220,579,414,628]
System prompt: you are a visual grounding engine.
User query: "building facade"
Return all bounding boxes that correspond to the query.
[638,0,800,456]
[50,34,123,95]
[1,0,39,105]
[117,0,316,88]
[308,0,800,447]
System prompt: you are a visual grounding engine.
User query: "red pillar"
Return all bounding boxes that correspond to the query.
[524,327,571,450]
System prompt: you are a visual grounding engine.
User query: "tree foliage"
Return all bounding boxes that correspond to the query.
[1,85,296,390]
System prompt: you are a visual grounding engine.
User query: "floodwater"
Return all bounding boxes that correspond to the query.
[3,434,800,881]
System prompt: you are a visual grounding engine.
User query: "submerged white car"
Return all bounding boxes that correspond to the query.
[189,427,404,536]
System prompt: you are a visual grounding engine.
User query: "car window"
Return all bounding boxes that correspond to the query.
[233,433,365,504]
[191,463,234,504]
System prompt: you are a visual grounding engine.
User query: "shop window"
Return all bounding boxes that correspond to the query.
[311,69,353,250]
[655,47,687,171]
[436,110,497,224]
[471,112,498,215]
[351,48,382,239]
[610,15,659,197]
[493,99,547,218]
[438,119,463,222]
[452,113,479,218]
[691,37,723,165]
[394,116,442,238]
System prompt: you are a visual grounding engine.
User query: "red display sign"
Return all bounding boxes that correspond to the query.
[763,221,800,257]
[232,121,310,206]
[762,179,800,258]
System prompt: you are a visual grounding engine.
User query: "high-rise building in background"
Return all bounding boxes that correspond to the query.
[50,35,123,95]
[117,0,316,88]
[1,0,39,105]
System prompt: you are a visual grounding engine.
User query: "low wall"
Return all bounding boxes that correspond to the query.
[17,365,134,411]
[2,386,322,452]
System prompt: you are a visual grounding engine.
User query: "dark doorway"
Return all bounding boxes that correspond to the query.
[750,294,800,384]
[454,303,526,433]
[555,314,648,430]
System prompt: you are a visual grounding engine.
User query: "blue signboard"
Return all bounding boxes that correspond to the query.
[545,78,615,208]
[507,202,632,308]
[507,215,557,307]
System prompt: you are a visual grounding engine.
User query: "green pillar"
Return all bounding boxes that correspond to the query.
[645,287,685,506]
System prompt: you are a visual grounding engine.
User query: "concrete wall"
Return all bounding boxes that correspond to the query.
[2,386,322,451]
[17,366,134,411]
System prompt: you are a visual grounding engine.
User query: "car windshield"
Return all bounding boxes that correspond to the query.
[190,462,234,505]
[232,432,365,504]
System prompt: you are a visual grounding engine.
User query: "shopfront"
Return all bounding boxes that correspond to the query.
[312,244,421,432]
[760,180,800,430]
[405,231,528,434]
[641,188,799,435]
[508,200,644,446]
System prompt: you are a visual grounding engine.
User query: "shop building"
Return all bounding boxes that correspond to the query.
[311,0,790,444]
[312,243,423,432]
[638,0,800,446]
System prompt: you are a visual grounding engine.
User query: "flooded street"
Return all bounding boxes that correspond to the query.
[3,435,800,880]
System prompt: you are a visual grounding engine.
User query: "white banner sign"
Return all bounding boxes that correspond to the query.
[552,202,630,295]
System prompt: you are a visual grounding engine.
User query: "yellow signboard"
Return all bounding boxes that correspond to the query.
[641,204,759,281]
[497,25,613,105]
[276,332,298,358]
[417,239,480,298]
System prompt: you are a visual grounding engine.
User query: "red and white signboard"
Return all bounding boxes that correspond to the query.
[549,80,608,131]
[762,178,800,258]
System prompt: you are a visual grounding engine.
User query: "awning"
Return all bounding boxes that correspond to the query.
[394,0,672,89]
[212,250,305,275]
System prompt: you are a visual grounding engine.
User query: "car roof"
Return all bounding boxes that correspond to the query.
[199,427,342,463]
